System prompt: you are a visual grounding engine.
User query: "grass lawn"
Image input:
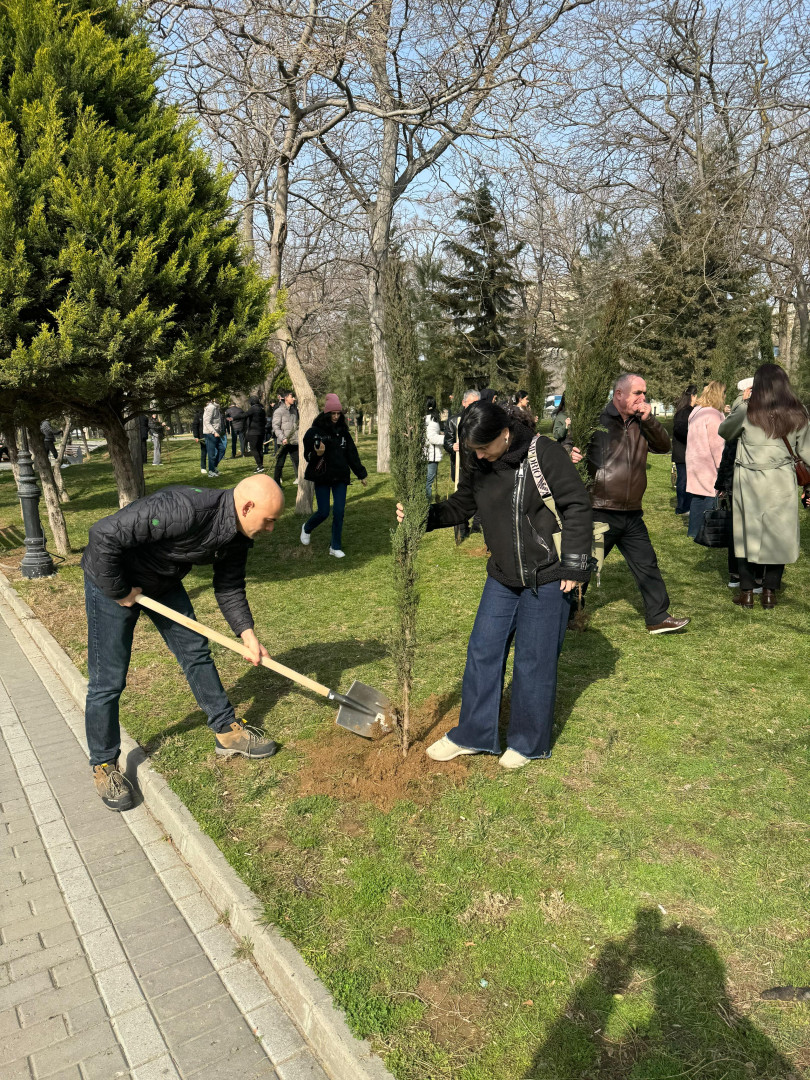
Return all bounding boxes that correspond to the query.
[1,434,808,1080]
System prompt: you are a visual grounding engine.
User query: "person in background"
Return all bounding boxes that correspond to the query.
[444,388,481,541]
[245,394,267,474]
[225,403,246,458]
[671,385,697,516]
[424,395,445,500]
[479,388,498,405]
[300,394,368,558]
[685,381,726,538]
[552,394,572,451]
[510,390,536,432]
[396,401,593,769]
[272,390,300,485]
[571,373,689,634]
[40,419,58,459]
[148,412,165,466]
[203,399,226,477]
[192,408,206,474]
[719,363,810,609]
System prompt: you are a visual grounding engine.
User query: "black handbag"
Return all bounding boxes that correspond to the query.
[694,499,732,548]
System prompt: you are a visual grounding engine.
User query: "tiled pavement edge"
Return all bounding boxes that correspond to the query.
[0,571,394,1080]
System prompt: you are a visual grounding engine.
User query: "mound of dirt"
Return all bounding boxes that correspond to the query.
[297,695,473,811]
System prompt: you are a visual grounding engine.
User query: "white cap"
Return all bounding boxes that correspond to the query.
[737,377,754,391]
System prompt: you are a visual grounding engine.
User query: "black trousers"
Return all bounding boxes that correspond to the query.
[592,510,670,624]
[738,559,783,591]
[230,430,245,457]
[274,443,299,482]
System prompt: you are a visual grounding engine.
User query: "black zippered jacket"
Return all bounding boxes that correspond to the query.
[81,487,255,635]
[427,425,593,589]
[302,413,367,486]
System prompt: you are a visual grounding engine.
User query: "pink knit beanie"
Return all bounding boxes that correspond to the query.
[323,393,343,413]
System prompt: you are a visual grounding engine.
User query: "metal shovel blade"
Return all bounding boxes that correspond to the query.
[335,680,392,738]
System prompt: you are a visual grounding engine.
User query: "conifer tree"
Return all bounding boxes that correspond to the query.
[386,257,428,756]
[0,0,275,505]
[435,182,525,390]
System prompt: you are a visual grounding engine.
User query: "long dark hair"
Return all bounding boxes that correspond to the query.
[674,385,697,413]
[747,363,808,439]
[425,396,440,423]
[554,393,566,415]
[458,401,512,472]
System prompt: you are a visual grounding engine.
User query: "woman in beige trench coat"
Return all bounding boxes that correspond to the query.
[718,363,810,609]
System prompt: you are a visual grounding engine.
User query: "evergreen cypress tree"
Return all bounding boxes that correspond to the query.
[386,257,428,756]
[0,0,275,505]
[435,182,525,390]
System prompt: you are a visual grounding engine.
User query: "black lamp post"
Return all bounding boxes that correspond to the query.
[16,427,55,579]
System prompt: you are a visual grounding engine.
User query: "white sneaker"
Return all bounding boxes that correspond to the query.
[499,748,531,770]
[201,469,207,475]
[426,735,480,761]
[300,526,311,546]
[207,471,218,478]
[329,547,346,558]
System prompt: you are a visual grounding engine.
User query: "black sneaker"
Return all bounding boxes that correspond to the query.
[93,761,133,811]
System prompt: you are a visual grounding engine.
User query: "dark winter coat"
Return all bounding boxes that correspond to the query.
[148,416,163,438]
[192,411,203,440]
[81,486,255,635]
[302,413,367,486]
[714,437,737,494]
[40,420,56,441]
[244,401,266,440]
[671,405,694,465]
[586,402,671,511]
[224,405,246,433]
[427,422,593,589]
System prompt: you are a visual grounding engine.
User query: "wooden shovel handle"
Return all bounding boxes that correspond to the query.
[135,595,330,698]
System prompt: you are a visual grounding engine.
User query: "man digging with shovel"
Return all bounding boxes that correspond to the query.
[80,475,285,812]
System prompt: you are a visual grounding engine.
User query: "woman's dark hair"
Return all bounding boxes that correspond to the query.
[513,390,529,405]
[554,393,566,414]
[479,388,498,405]
[747,363,808,439]
[674,385,697,413]
[425,396,440,423]
[458,401,512,472]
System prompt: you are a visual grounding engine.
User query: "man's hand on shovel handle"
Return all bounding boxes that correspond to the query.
[117,587,143,607]
[240,628,269,666]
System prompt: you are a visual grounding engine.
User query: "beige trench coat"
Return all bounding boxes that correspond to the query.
[718,403,810,564]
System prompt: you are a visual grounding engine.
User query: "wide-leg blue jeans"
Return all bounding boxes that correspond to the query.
[304,483,348,550]
[84,576,236,767]
[445,576,571,759]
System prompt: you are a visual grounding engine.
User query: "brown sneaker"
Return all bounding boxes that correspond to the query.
[215,720,278,759]
[93,760,133,812]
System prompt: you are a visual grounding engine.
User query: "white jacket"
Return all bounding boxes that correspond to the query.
[424,415,444,462]
[203,402,221,436]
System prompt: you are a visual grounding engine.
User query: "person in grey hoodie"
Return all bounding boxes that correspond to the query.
[272,391,300,484]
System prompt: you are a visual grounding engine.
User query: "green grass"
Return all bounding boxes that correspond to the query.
[2,435,809,1079]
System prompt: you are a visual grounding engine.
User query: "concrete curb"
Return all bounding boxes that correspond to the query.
[0,571,394,1080]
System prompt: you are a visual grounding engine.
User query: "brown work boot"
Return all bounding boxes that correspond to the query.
[761,589,777,609]
[215,720,278,759]
[733,590,754,609]
[93,760,133,812]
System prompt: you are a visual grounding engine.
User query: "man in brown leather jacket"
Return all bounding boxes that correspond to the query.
[572,373,690,634]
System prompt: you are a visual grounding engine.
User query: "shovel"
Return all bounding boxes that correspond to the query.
[135,595,391,738]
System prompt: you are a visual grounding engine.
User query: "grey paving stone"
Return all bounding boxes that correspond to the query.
[219,962,272,1014]
[17,977,98,1028]
[38,1066,83,1080]
[9,936,83,980]
[0,1055,32,1079]
[0,1013,68,1066]
[187,1039,277,1079]
[95,961,146,1016]
[170,1026,255,1076]
[116,905,185,941]
[108,887,175,927]
[0,932,43,965]
[50,955,93,989]
[0,1002,21,1036]
[1,906,72,944]
[40,921,80,949]
[274,1050,330,1080]
[139,952,214,999]
[121,919,191,960]
[129,933,201,978]
[87,846,149,880]
[111,1003,168,1067]
[71,1041,130,1080]
[246,999,306,1065]
[150,971,228,1022]
[102,874,170,912]
[64,995,110,1035]
[0,969,52,1012]
[26,1018,117,1076]
[162,993,248,1049]
[131,1053,180,1079]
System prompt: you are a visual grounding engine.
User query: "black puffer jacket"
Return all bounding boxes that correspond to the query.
[81,487,255,635]
[671,405,694,464]
[192,410,203,439]
[225,405,246,433]
[302,413,367,485]
[244,399,266,440]
[427,423,593,589]
[714,437,737,493]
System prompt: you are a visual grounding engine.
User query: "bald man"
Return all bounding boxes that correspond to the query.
[80,476,285,810]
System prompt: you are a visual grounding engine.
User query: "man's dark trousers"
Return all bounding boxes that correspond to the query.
[230,431,245,457]
[83,577,236,767]
[595,510,670,623]
[273,443,299,482]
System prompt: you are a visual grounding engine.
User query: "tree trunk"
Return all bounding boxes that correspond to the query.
[125,418,146,500]
[367,261,393,474]
[52,413,72,502]
[1,419,20,486]
[100,412,143,507]
[80,427,91,459]
[27,426,71,557]
[275,325,317,515]
[795,279,809,362]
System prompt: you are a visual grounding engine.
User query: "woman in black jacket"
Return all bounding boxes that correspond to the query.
[396,401,592,769]
[244,395,267,473]
[300,394,367,558]
[672,385,696,515]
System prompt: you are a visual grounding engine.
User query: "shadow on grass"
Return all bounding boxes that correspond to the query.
[526,907,799,1080]
[141,636,390,754]
[552,626,620,748]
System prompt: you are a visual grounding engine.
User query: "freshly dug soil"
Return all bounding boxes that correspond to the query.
[297,695,473,811]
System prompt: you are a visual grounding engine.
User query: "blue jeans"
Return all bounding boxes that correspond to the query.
[688,493,717,539]
[205,434,226,471]
[304,483,348,550]
[445,576,571,759]
[83,576,235,766]
[426,461,439,500]
[675,462,692,515]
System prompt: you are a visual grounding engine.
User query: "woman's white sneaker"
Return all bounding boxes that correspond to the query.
[499,748,531,769]
[329,547,346,558]
[300,526,311,546]
[426,735,480,761]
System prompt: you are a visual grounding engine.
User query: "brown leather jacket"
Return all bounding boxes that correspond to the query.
[587,402,671,511]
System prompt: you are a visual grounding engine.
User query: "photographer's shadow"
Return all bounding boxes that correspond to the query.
[526,907,799,1079]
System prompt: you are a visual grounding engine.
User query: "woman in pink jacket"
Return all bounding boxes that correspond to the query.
[686,381,727,539]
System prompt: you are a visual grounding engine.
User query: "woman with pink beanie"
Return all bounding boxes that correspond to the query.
[686,381,727,539]
[300,394,368,558]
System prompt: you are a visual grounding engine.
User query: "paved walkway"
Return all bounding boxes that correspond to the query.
[0,596,329,1080]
